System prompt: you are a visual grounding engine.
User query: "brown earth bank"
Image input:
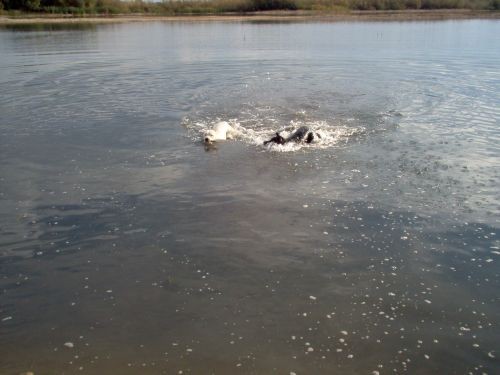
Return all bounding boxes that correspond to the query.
[1,9,499,24]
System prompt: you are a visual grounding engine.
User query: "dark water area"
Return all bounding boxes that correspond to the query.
[0,20,499,374]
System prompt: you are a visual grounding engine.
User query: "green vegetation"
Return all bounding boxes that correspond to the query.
[0,0,498,15]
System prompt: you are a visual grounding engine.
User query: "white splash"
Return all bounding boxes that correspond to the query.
[183,117,365,152]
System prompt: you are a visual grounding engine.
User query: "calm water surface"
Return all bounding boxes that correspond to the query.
[0,20,499,374]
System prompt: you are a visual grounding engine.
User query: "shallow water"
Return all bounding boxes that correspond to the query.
[0,20,499,374]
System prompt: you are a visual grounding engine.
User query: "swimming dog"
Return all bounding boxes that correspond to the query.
[203,121,240,144]
[264,126,321,145]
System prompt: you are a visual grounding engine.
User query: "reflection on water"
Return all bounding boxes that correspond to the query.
[0,20,499,374]
[0,23,99,32]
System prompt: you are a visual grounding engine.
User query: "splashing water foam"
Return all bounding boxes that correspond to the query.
[183,118,366,152]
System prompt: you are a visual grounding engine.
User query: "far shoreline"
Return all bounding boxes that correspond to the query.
[1,9,500,25]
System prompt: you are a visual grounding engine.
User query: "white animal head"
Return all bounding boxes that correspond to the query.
[204,129,217,144]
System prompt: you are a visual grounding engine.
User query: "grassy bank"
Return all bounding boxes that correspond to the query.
[1,0,499,16]
[2,10,500,25]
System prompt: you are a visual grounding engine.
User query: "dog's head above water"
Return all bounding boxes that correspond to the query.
[203,121,236,144]
[203,129,217,144]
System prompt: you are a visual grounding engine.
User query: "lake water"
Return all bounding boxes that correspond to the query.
[1,19,499,374]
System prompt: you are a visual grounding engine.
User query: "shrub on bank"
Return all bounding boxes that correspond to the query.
[1,0,498,14]
[3,0,41,11]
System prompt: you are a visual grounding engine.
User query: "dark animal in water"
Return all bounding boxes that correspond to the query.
[263,132,286,145]
[264,126,320,145]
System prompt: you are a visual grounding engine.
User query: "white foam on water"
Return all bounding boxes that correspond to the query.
[183,117,365,152]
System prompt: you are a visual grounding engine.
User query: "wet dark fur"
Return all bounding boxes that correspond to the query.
[264,126,320,146]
